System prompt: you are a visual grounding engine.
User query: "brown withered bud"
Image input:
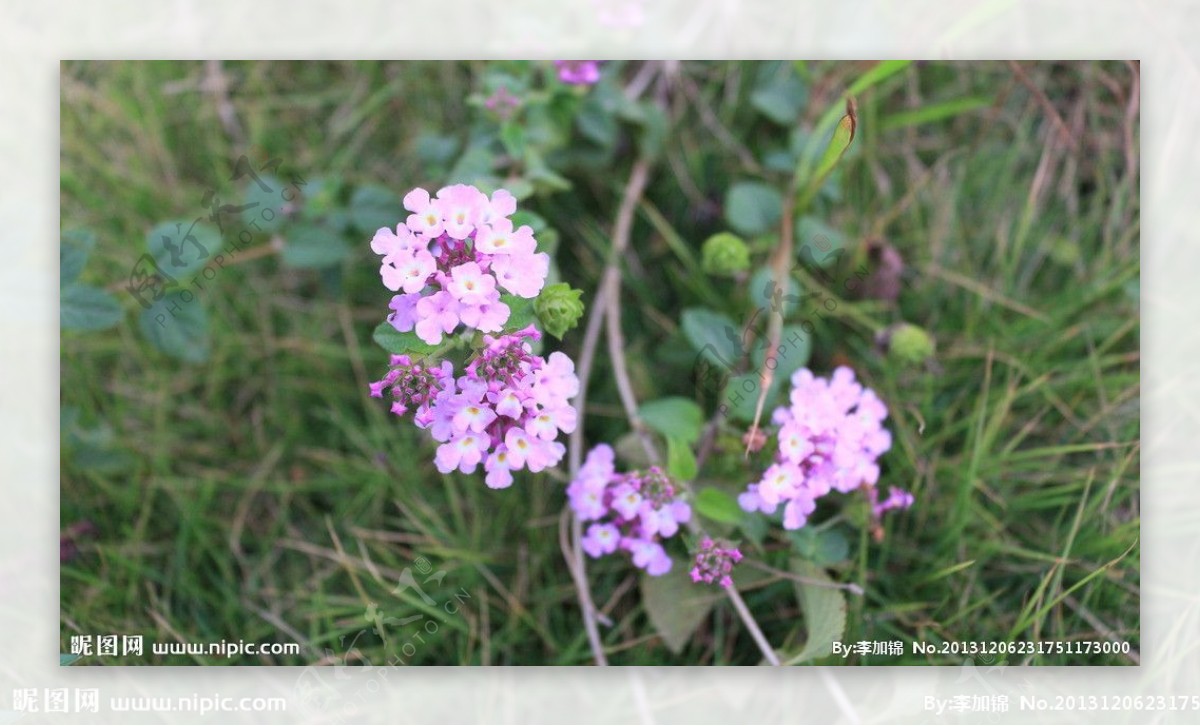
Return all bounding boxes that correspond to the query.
[859,238,905,304]
[742,426,768,454]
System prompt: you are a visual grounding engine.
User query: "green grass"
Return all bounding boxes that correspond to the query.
[60,60,1139,665]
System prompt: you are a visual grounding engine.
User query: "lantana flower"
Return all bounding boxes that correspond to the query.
[371,326,578,489]
[738,366,910,529]
[371,184,550,345]
[568,444,692,576]
[690,537,744,588]
[553,61,603,86]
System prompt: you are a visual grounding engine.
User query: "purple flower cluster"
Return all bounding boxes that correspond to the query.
[569,444,692,576]
[370,325,579,488]
[371,184,550,345]
[689,537,743,588]
[553,61,603,86]
[870,486,915,518]
[738,366,908,529]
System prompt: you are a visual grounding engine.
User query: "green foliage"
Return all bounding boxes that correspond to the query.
[61,283,122,331]
[137,291,210,362]
[372,321,440,357]
[694,487,743,525]
[786,559,848,664]
[534,282,584,339]
[680,308,741,368]
[640,568,718,654]
[724,181,783,237]
[639,397,704,444]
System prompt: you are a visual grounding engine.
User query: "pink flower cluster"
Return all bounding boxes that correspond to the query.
[371,184,550,345]
[738,366,907,530]
[554,61,603,86]
[689,537,743,588]
[569,445,692,576]
[369,326,579,489]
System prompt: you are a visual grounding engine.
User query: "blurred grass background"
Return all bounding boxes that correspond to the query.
[60,60,1139,665]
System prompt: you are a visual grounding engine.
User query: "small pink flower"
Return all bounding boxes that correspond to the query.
[582,523,620,557]
[491,252,550,298]
[484,448,514,489]
[403,188,443,238]
[414,291,460,345]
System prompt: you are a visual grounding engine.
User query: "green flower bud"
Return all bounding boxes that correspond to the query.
[701,232,751,276]
[535,283,585,340]
[887,323,935,366]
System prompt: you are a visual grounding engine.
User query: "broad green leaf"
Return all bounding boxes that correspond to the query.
[639,397,704,444]
[61,229,96,285]
[372,321,439,357]
[694,487,743,525]
[787,559,848,664]
[240,173,287,233]
[147,220,221,279]
[722,372,763,423]
[641,567,719,654]
[788,527,851,566]
[61,284,122,331]
[448,144,497,184]
[576,96,618,147]
[282,222,351,268]
[666,436,698,481]
[751,64,808,125]
[680,308,741,369]
[752,325,813,387]
[633,102,669,159]
[349,184,402,234]
[795,216,847,270]
[500,121,528,159]
[138,291,210,363]
[60,653,81,666]
[724,182,784,237]
[501,294,537,331]
[749,266,803,318]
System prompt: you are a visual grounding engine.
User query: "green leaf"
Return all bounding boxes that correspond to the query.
[795,217,847,269]
[680,308,741,369]
[881,96,991,131]
[502,294,537,330]
[752,325,813,387]
[61,284,122,331]
[147,220,221,279]
[138,290,210,363]
[749,266,803,318]
[722,372,763,423]
[666,436,698,481]
[639,397,704,444]
[694,487,743,525]
[60,653,82,666]
[282,222,351,268]
[349,184,402,234]
[372,321,439,357]
[500,121,528,159]
[724,182,784,237]
[633,102,669,159]
[641,567,719,654]
[576,95,619,147]
[61,229,96,285]
[448,144,497,184]
[788,527,851,566]
[751,65,808,125]
[787,559,848,664]
[240,173,286,233]
[807,104,856,195]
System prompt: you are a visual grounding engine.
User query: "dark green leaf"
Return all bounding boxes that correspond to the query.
[60,284,122,331]
[751,67,808,125]
[787,559,848,664]
[680,308,741,369]
[641,567,719,654]
[749,266,803,318]
[788,527,851,565]
[639,397,704,444]
[501,293,537,331]
[666,436,698,481]
[795,217,847,270]
[147,220,221,279]
[61,229,96,285]
[138,290,210,363]
[349,185,402,234]
[694,487,743,525]
[500,122,528,159]
[724,182,784,237]
[722,372,763,423]
[577,95,619,148]
[282,222,351,268]
[372,321,439,357]
[240,173,286,233]
[633,102,669,159]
